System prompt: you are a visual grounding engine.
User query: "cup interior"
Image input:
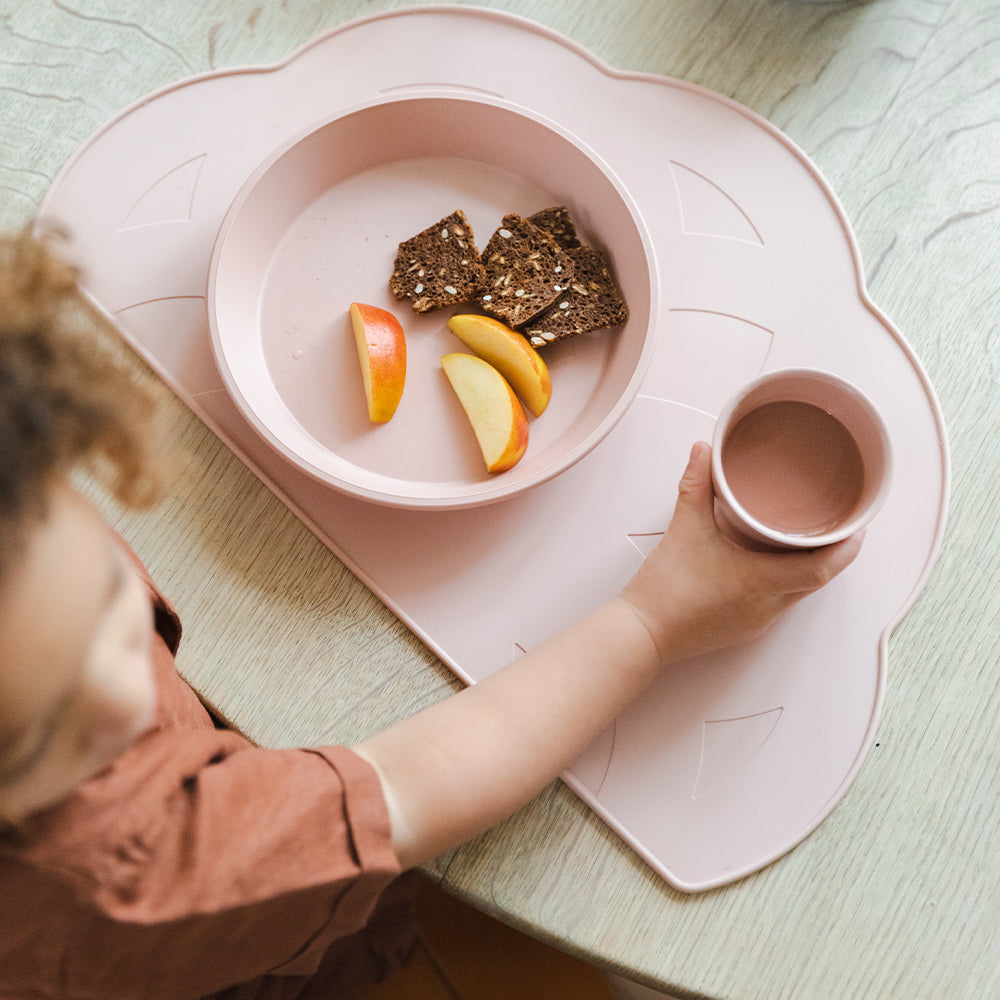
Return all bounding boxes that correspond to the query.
[712,369,893,548]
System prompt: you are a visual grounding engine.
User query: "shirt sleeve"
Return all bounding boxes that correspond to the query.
[17,731,402,999]
[2,557,405,1000]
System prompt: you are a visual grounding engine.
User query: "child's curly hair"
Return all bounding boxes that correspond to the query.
[0,230,163,577]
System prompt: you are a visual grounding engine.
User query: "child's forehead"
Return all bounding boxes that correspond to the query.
[0,483,116,732]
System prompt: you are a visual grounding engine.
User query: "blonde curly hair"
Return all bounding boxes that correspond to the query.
[0,230,163,578]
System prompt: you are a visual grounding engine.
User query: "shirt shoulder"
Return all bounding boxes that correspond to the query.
[112,528,182,654]
[2,735,401,997]
[0,536,403,997]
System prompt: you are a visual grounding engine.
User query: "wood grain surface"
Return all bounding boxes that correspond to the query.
[2,3,997,998]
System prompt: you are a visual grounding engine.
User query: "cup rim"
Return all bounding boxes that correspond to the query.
[711,367,893,548]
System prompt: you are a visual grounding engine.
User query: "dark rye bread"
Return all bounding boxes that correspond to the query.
[521,245,628,347]
[389,210,485,313]
[477,214,575,328]
[528,205,582,250]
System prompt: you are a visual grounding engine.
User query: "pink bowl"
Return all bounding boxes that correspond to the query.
[208,91,657,509]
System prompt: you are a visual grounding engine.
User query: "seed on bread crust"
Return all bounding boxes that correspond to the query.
[389,210,486,313]
[477,214,574,327]
[528,205,582,250]
[521,245,628,346]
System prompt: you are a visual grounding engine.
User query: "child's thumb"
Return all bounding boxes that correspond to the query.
[674,441,716,526]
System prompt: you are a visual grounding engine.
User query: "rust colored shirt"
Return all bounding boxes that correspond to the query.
[0,544,410,999]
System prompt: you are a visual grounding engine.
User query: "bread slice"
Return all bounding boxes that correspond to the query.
[477,214,575,328]
[528,205,582,250]
[521,246,628,347]
[389,210,485,313]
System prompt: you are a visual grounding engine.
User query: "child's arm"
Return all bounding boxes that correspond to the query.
[354,442,863,869]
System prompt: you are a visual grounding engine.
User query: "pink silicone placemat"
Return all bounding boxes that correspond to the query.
[39,6,949,892]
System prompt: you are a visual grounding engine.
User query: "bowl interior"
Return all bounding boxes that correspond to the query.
[209,93,656,508]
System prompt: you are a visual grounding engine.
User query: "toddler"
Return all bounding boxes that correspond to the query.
[0,232,862,999]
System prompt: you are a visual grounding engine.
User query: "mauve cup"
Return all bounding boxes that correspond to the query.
[711,368,893,550]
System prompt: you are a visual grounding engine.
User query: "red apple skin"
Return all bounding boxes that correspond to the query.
[440,352,530,473]
[447,313,552,417]
[350,302,406,423]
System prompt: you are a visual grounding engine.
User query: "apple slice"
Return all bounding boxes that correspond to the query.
[350,302,406,423]
[447,313,552,417]
[441,353,529,473]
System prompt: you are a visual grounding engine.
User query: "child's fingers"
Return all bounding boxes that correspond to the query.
[768,530,866,596]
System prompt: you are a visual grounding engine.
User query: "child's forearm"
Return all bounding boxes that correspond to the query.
[352,442,863,870]
[354,595,661,869]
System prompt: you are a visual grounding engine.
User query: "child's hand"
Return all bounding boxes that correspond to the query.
[360,440,864,867]
[620,441,864,665]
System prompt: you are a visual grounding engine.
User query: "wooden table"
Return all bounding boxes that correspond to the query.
[2,3,996,998]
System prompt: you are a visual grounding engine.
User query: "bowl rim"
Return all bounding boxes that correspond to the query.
[207,87,660,509]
